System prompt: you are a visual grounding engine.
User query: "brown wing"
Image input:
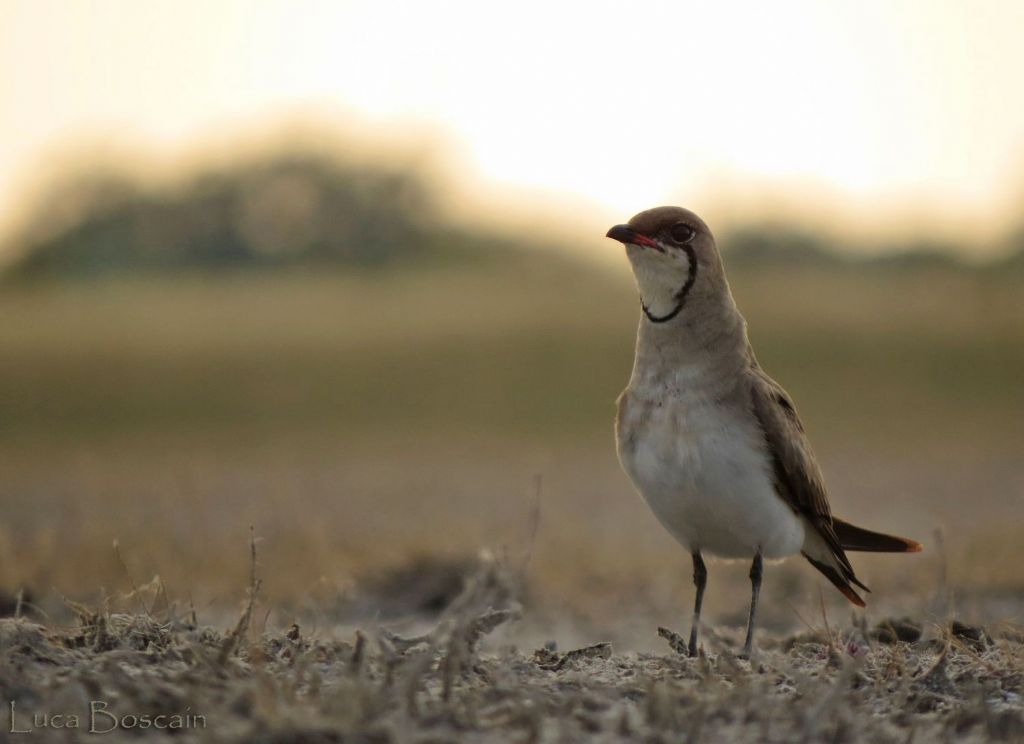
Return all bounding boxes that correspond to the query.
[746,361,870,605]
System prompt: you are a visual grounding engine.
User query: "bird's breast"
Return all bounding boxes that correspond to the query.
[616,388,724,493]
[616,385,804,558]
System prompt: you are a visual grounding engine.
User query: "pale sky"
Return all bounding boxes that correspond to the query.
[2,0,1024,253]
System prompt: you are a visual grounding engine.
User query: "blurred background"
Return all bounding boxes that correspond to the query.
[1,0,1022,647]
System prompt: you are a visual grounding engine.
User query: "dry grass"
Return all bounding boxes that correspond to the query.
[2,556,1021,743]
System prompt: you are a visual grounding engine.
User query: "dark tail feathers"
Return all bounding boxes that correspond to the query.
[833,518,923,553]
[802,553,867,607]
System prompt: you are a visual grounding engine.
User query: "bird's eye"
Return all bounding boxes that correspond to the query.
[669,223,696,244]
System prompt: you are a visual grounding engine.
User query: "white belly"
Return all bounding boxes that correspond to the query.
[617,393,805,559]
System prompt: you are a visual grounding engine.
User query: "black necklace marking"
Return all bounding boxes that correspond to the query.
[641,299,684,323]
[641,245,698,324]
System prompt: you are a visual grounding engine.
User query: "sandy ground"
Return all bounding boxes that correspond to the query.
[2,560,1022,743]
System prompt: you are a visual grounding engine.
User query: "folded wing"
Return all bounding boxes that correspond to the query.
[746,359,870,606]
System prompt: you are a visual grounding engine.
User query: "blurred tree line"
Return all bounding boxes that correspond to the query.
[4,152,462,278]
[3,149,1023,279]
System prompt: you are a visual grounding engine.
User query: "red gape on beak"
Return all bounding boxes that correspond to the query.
[606,224,663,252]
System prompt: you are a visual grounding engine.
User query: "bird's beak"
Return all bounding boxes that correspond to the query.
[606,224,661,251]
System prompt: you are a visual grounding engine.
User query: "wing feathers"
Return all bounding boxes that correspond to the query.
[747,358,871,605]
[748,354,922,605]
[802,553,867,607]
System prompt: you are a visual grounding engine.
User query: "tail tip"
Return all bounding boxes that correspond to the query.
[838,584,867,608]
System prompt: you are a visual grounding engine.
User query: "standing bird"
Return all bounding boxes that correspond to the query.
[608,206,921,658]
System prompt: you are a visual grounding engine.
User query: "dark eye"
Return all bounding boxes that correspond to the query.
[669,223,696,244]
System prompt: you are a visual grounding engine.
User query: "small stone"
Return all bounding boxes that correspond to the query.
[950,621,992,650]
[871,617,923,644]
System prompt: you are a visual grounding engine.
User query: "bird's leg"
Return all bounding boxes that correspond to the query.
[688,550,707,657]
[741,550,763,659]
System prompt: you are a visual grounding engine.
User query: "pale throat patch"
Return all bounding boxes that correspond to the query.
[628,248,692,318]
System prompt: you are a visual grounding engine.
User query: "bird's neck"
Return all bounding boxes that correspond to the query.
[630,288,751,396]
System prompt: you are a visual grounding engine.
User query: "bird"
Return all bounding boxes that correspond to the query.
[607,206,922,658]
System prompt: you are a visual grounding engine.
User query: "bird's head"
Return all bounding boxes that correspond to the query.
[606,206,723,322]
